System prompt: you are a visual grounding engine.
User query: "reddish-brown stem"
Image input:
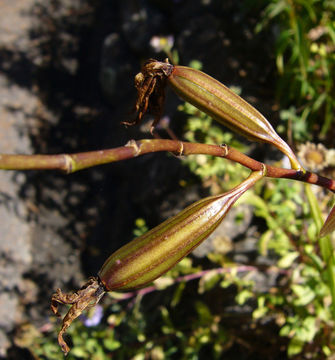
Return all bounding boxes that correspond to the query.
[226,146,335,191]
[0,139,334,191]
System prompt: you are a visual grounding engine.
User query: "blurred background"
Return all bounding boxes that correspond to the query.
[0,0,335,359]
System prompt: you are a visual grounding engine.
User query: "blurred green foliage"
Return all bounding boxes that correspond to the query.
[179,79,335,357]
[246,180,335,357]
[255,0,335,140]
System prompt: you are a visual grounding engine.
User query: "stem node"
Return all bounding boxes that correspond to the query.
[125,139,141,156]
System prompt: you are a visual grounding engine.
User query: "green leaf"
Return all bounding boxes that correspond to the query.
[287,337,305,357]
[297,316,318,342]
[253,296,268,319]
[323,345,332,357]
[71,346,88,357]
[171,281,186,307]
[198,270,221,294]
[236,289,253,305]
[103,338,121,351]
[258,229,273,256]
[291,284,315,306]
[305,184,323,233]
[189,59,202,70]
[320,203,335,237]
[326,256,335,320]
[278,251,299,268]
[312,92,327,112]
[280,323,293,337]
[195,301,213,323]
[86,338,98,353]
[304,245,324,271]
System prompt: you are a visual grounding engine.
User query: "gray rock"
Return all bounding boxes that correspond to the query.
[0,58,36,358]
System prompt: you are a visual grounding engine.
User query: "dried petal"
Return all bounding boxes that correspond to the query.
[51,278,105,355]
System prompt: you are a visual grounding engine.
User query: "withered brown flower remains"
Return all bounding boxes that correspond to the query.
[126,58,304,171]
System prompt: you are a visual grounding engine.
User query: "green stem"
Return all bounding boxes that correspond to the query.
[305,184,335,320]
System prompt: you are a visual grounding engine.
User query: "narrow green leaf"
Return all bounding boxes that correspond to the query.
[326,256,335,320]
[258,229,273,256]
[171,281,186,308]
[320,203,335,238]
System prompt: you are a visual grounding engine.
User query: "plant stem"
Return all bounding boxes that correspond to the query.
[1,139,334,191]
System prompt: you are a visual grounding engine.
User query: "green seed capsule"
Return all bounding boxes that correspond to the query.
[167,65,303,171]
[52,169,264,354]
[98,169,264,291]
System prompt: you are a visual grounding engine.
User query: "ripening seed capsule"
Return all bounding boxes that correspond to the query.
[98,169,264,291]
[165,64,303,171]
[53,169,264,355]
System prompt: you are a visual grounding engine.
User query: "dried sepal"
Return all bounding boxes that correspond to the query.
[123,58,173,133]
[320,203,335,237]
[51,277,105,355]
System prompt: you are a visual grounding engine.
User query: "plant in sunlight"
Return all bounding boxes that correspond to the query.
[1,58,335,358]
[255,0,335,139]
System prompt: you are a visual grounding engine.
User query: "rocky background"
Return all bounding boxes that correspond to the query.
[0,0,278,358]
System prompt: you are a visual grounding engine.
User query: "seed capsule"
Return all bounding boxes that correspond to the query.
[51,169,264,354]
[167,65,303,171]
[128,59,303,171]
[98,169,264,291]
